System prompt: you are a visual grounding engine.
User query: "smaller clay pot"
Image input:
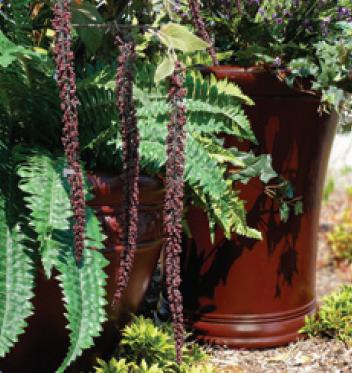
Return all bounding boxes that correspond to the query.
[87,173,165,328]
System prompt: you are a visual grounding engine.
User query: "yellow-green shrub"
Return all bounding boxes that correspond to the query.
[301,285,352,345]
[94,316,215,373]
[328,208,352,263]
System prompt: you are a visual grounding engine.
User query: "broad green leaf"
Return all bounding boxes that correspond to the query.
[154,55,175,84]
[230,152,277,184]
[72,2,104,54]
[159,23,209,52]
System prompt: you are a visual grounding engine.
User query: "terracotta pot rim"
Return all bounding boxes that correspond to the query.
[103,239,163,254]
[87,172,165,206]
[87,172,164,187]
[199,64,319,98]
[204,64,284,74]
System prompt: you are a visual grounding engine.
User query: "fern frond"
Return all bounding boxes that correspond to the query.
[16,151,72,278]
[14,149,108,371]
[186,136,261,239]
[77,64,264,239]
[0,51,61,147]
[56,208,108,373]
[0,121,11,190]
[0,197,35,357]
[191,70,254,105]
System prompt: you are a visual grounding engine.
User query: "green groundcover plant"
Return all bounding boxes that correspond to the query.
[301,285,352,346]
[196,0,352,111]
[328,202,352,263]
[94,316,216,373]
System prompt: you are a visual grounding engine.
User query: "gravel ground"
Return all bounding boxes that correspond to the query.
[211,338,352,373]
[210,185,352,373]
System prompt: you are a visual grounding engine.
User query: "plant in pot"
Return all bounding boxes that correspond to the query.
[176,0,352,348]
[0,0,282,371]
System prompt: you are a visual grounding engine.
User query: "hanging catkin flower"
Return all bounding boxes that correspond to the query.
[112,35,140,307]
[52,0,86,262]
[188,0,218,65]
[164,61,187,364]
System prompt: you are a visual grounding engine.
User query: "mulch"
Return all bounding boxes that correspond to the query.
[210,189,352,373]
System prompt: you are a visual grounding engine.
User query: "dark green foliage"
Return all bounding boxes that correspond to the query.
[0,31,61,149]
[203,1,352,110]
[0,197,35,358]
[301,285,352,346]
[0,38,108,366]
[1,0,33,45]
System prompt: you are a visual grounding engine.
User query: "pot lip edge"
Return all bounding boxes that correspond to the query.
[197,64,320,99]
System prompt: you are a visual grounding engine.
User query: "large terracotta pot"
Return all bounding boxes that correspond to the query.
[182,66,337,348]
[0,174,164,373]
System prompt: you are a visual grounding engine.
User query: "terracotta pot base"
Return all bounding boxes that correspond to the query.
[187,299,316,348]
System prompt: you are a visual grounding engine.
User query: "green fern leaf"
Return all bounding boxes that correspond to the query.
[192,71,254,106]
[56,209,108,373]
[77,64,263,239]
[17,151,72,278]
[14,150,108,371]
[0,197,35,357]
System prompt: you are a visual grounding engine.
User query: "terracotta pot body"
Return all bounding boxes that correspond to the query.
[0,174,164,373]
[182,66,337,348]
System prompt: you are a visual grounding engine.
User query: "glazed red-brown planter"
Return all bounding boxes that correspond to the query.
[182,66,337,349]
[0,174,164,373]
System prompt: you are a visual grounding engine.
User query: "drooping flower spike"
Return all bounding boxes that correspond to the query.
[188,0,218,65]
[163,61,187,364]
[112,34,140,307]
[52,0,86,262]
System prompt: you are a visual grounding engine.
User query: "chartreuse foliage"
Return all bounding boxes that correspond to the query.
[301,285,352,346]
[94,316,215,373]
[78,65,280,240]
[327,207,352,263]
